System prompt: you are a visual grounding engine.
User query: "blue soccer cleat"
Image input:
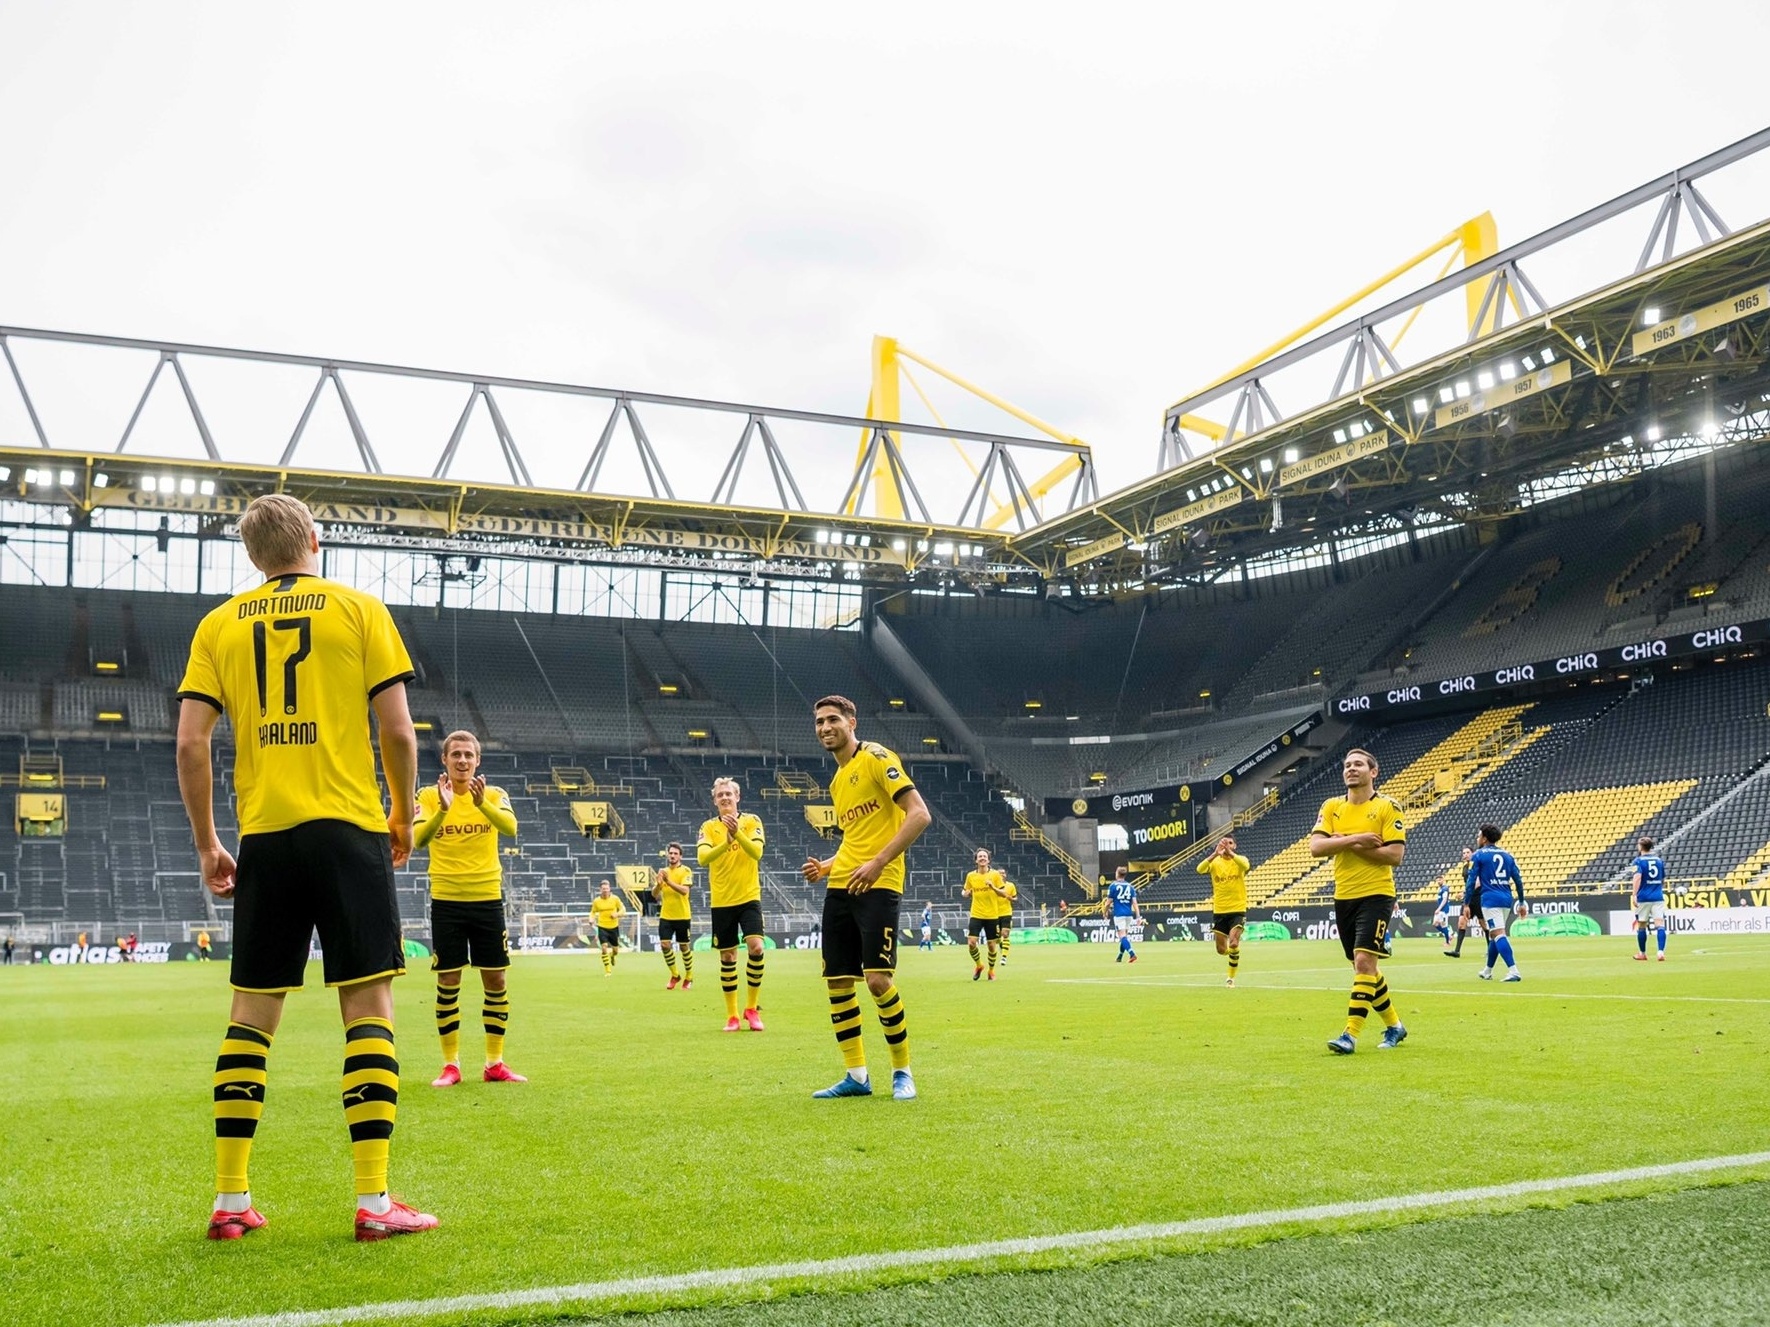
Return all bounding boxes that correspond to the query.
[1379,1024,1408,1049]
[892,1070,917,1101]
[1327,1032,1356,1055]
[812,1074,873,1099]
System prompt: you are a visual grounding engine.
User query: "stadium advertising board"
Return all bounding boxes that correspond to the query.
[1606,906,1770,936]
[1045,714,1322,828]
[1333,619,1770,717]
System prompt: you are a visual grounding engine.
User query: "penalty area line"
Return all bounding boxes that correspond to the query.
[156,1151,1770,1327]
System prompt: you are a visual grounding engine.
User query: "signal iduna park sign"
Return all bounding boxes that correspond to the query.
[1334,618,1770,718]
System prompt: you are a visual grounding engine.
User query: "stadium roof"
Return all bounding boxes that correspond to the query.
[3,132,1768,595]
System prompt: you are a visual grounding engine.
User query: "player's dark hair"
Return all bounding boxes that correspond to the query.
[814,694,857,721]
[666,841,682,853]
[1346,747,1379,770]
[1479,824,1502,844]
[1639,836,1654,851]
[1114,866,1128,879]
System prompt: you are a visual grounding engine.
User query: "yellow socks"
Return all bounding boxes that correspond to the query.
[482,990,509,1064]
[435,982,460,1064]
[828,981,866,1071]
[1345,974,1378,1037]
[872,984,910,1071]
[721,954,740,1019]
[745,952,764,1010]
[1372,975,1399,1028]
[214,1022,272,1194]
[341,1017,398,1197]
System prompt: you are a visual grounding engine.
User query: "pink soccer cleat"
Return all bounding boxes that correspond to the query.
[431,1063,462,1088]
[206,1206,266,1241]
[743,1007,765,1032]
[722,1016,743,1032]
[354,1198,439,1242]
[482,1061,527,1083]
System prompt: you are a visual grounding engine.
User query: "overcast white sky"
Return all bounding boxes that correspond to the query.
[3,1,1769,506]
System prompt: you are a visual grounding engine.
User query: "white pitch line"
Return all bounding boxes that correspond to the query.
[155,1151,1770,1327]
[1048,977,1770,1004]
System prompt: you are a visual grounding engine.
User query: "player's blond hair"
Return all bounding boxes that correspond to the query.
[442,730,480,756]
[237,494,316,574]
[712,776,741,800]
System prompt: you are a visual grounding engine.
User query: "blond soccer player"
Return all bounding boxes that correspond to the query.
[697,777,768,1031]
[414,730,524,1087]
[175,493,435,1242]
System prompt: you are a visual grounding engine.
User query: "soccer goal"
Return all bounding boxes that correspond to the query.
[517,911,603,953]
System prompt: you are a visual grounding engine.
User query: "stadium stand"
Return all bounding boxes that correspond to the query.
[9,445,1770,944]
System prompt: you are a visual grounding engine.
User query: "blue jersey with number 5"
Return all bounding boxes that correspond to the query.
[1633,855,1666,902]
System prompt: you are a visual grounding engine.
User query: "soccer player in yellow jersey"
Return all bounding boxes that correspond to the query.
[174,494,436,1242]
[590,881,625,974]
[1197,835,1251,986]
[998,879,1018,965]
[801,695,930,1101]
[697,777,767,1031]
[652,843,696,991]
[962,850,1007,981]
[1310,748,1408,1054]
[415,730,523,1088]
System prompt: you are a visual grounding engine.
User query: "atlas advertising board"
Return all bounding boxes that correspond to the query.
[1333,619,1770,718]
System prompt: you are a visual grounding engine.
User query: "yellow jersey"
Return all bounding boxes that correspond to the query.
[1000,881,1018,919]
[965,869,1006,919]
[828,741,917,893]
[1312,795,1407,899]
[177,573,414,836]
[697,814,765,908]
[418,784,515,902]
[1196,853,1251,912]
[590,895,624,930]
[655,863,694,921]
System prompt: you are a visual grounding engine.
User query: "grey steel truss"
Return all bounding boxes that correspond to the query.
[1161,125,1770,469]
[0,325,1095,529]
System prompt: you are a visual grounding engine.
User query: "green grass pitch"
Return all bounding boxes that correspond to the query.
[5,934,1768,1326]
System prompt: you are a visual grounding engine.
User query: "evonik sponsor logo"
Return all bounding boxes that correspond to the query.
[1111,792,1155,812]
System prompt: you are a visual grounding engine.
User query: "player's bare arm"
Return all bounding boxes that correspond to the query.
[175,697,235,898]
[370,681,418,868]
[846,788,931,894]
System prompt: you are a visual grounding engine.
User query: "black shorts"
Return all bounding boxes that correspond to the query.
[1335,894,1394,961]
[966,915,1000,942]
[232,820,403,992]
[1213,911,1247,937]
[712,901,765,950]
[821,888,901,978]
[657,917,692,945]
[430,898,510,971]
[596,926,621,948]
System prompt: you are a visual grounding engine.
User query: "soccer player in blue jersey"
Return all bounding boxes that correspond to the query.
[1449,847,1484,958]
[1106,867,1140,964]
[1631,836,1670,962]
[919,902,934,951]
[1470,825,1527,983]
[1431,877,1455,950]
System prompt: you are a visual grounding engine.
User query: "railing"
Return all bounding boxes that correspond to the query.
[1010,808,1095,898]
